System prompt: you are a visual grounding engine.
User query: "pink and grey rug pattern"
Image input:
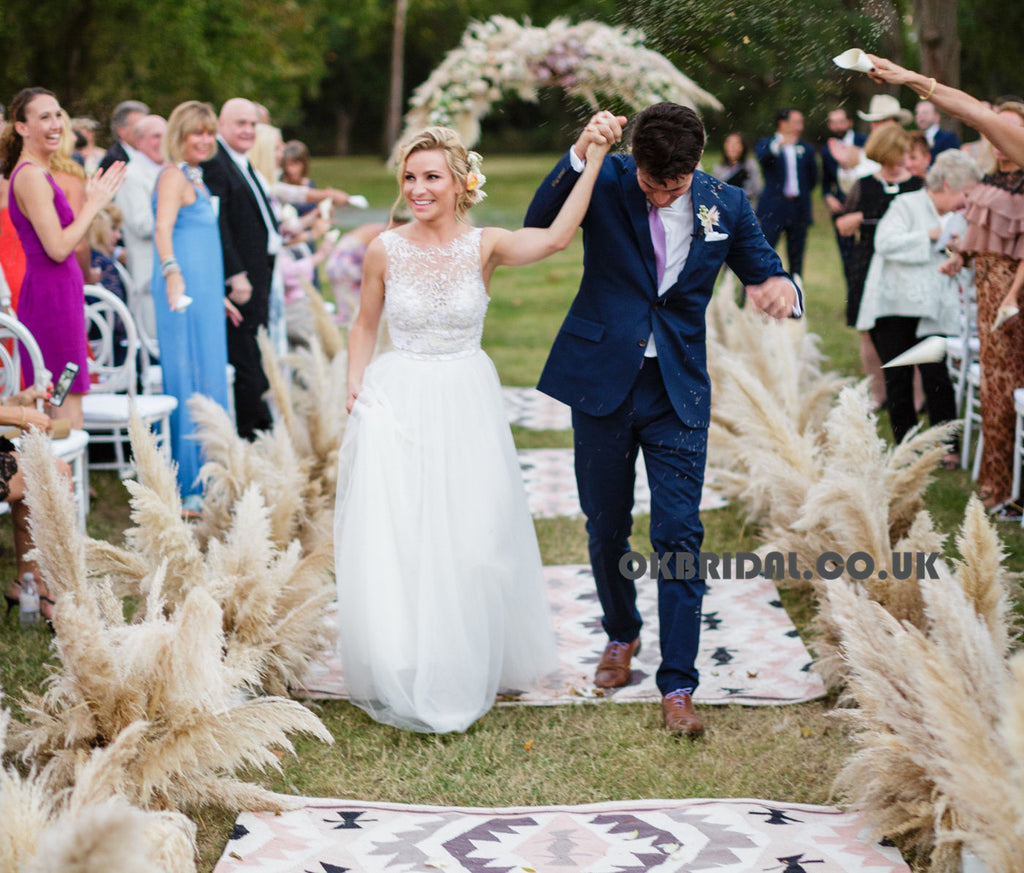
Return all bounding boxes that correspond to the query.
[295,565,826,706]
[214,797,909,873]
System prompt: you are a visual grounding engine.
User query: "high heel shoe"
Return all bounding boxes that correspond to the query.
[4,579,22,617]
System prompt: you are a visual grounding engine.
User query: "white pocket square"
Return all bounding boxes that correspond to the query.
[704,231,729,242]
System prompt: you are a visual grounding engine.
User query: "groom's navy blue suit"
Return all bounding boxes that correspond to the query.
[525,152,800,695]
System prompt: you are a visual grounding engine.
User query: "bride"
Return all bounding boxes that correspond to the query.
[334,124,612,733]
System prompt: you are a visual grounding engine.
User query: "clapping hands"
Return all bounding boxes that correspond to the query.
[86,161,127,209]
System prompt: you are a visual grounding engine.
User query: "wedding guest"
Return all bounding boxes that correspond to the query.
[0,87,125,429]
[114,114,166,341]
[265,134,352,216]
[866,55,1024,167]
[856,149,981,452]
[281,140,317,216]
[150,101,231,510]
[324,220,391,326]
[98,99,149,173]
[711,132,763,207]
[836,124,923,409]
[915,100,961,163]
[0,176,27,311]
[940,103,1024,512]
[905,130,931,179]
[857,93,913,132]
[335,125,613,733]
[202,97,278,440]
[821,107,868,290]
[756,107,818,282]
[526,104,801,736]
[1,385,70,625]
[70,116,105,175]
[50,111,97,284]
[88,204,127,305]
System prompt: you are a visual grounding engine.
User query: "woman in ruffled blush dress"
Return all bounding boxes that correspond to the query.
[334,125,610,733]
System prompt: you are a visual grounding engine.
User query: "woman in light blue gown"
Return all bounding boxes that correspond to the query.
[150,101,231,508]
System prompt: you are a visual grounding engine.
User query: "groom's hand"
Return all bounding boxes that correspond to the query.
[573,111,626,162]
[746,275,797,320]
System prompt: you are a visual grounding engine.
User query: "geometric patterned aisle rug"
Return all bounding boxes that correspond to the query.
[294,565,827,706]
[503,386,572,431]
[213,797,909,873]
[518,448,729,519]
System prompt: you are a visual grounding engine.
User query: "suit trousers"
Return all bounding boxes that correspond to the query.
[572,356,708,695]
[759,197,808,278]
[870,316,958,447]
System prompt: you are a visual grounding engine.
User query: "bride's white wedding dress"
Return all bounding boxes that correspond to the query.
[333,226,557,733]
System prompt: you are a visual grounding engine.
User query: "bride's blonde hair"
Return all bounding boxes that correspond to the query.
[391,126,478,223]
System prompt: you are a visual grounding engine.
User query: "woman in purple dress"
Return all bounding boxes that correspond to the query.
[0,87,124,429]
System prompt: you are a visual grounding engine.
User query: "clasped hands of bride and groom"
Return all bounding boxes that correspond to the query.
[527,103,802,736]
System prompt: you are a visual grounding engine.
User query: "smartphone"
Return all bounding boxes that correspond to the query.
[50,362,80,407]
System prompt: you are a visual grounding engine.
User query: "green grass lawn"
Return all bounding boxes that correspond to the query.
[1,152,1020,871]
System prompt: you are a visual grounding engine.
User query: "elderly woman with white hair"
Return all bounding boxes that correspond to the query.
[856,149,983,452]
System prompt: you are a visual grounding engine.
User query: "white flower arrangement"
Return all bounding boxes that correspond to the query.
[398,16,722,153]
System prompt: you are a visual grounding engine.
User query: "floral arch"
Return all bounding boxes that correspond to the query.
[399,16,723,150]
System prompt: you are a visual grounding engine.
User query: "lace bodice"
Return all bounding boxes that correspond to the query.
[381,227,488,359]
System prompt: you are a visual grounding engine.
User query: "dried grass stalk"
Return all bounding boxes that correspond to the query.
[13,433,334,815]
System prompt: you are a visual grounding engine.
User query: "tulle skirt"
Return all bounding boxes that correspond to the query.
[333,348,557,733]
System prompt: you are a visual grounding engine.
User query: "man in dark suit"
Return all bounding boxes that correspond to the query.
[98,99,149,173]
[821,107,867,288]
[202,97,279,439]
[525,104,802,736]
[915,100,961,163]
[755,107,818,283]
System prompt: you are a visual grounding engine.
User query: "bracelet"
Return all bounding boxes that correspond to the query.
[161,257,181,277]
[921,77,937,100]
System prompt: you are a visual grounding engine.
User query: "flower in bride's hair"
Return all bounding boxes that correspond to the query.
[465,151,487,202]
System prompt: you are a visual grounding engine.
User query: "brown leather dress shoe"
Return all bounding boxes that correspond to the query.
[594,638,641,688]
[662,690,704,736]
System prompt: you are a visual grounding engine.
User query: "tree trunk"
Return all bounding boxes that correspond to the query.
[335,107,353,156]
[916,0,960,134]
[384,0,409,155]
[916,0,960,87]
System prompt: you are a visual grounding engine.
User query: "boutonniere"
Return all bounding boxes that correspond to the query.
[697,204,719,235]
[796,145,805,157]
[697,204,729,242]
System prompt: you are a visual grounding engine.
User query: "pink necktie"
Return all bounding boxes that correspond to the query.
[649,205,666,286]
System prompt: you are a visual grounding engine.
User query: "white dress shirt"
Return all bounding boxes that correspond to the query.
[568,148,800,344]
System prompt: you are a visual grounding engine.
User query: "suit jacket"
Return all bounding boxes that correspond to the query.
[524,153,800,429]
[113,154,163,340]
[98,141,131,174]
[820,131,867,204]
[929,127,961,162]
[755,137,818,226]
[201,140,275,327]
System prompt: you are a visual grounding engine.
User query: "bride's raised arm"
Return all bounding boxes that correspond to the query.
[484,136,614,270]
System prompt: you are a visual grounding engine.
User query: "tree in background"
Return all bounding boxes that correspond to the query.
[0,0,328,129]
[0,0,1011,157]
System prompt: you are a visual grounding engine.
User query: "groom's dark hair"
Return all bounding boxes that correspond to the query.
[630,102,705,182]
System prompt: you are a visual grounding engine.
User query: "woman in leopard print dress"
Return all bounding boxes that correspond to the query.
[948,103,1024,510]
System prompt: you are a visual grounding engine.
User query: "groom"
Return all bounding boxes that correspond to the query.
[525,103,801,736]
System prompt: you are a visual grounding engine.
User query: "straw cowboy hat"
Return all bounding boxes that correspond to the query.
[857,94,913,125]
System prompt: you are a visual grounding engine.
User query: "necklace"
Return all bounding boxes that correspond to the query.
[879,175,904,195]
[181,163,204,186]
